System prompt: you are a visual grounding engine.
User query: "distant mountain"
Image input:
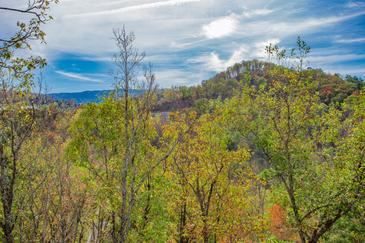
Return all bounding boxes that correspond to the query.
[49,89,144,104]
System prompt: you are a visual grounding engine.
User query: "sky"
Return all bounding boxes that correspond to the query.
[1,0,365,92]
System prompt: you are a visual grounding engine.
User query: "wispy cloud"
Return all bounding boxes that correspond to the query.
[55,70,103,83]
[309,53,365,64]
[266,10,365,37]
[242,8,274,18]
[325,66,365,76]
[347,1,365,8]
[188,46,248,72]
[307,10,365,26]
[80,56,113,62]
[66,0,201,18]
[187,38,280,72]
[335,37,365,43]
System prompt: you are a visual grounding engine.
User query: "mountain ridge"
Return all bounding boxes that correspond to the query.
[49,89,144,104]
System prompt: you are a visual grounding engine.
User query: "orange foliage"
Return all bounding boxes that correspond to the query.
[321,85,333,96]
[269,204,293,240]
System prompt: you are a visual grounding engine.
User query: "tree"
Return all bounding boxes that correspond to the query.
[229,66,365,242]
[164,111,266,242]
[113,26,157,242]
[265,36,310,70]
[15,112,88,242]
[0,1,57,241]
[0,0,57,77]
[68,27,180,242]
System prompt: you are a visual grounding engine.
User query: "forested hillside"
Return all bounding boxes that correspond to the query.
[156,60,364,112]
[0,1,364,243]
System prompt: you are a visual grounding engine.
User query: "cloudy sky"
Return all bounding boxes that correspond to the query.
[2,0,365,92]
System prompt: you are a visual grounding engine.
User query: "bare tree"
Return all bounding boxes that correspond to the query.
[113,26,143,242]
[111,26,180,242]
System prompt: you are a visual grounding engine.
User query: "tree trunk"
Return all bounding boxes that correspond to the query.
[0,146,15,243]
[2,192,15,243]
[178,202,188,243]
[202,217,209,243]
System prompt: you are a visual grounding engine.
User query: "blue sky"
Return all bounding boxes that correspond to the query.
[2,0,365,92]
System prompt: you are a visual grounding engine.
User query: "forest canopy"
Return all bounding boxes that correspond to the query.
[0,1,364,243]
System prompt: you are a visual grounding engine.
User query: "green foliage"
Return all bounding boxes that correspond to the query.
[223,65,365,242]
[1,19,364,243]
[156,60,362,113]
[162,110,266,242]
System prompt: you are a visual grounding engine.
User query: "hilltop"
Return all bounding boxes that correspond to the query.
[155,60,364,111]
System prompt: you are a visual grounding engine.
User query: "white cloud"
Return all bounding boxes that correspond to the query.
[202,14,239,39]
[298,10,365,28]
[235,10,365,39]
[66,0,201,18]
[254,38,280,58]
[187,38,281,72]
[55,70,103,83]
[39,2,365,58]
[4,0,363,90]
[200,8,275,39]
[188,46,248,72]
[268,11,365,37]
[155,69,206,87]
[242,8,274,18]
[80,53,174,63]
[335,37,365,43]
[80,56,114,62]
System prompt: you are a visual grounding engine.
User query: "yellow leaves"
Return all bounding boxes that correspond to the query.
[15,42,22,49]
[230,65,365,241]
[38,30,46,41]
[161,109,266,241]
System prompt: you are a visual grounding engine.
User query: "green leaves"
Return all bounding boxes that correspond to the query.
[227,64,365,241]
[1,0,58,93]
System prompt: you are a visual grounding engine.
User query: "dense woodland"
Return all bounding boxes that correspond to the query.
[1,1,365,242]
